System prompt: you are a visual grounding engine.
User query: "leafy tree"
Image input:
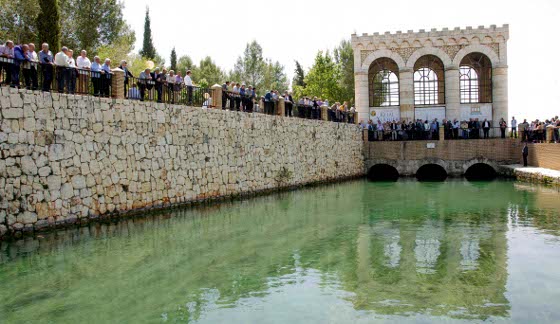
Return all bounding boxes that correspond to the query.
[334,39,355,104]
[192,56,225,86]
[96,24,135,64]
[263,59,289,93]
[304,51,341,102]
[37,0,61,52]
[59,0,131,53]
[140,7,156,59]
[233,40,266,90]
[293,60,306,87]
[0,0,40,44]
[170,47,177,71]
[176,55,194,76]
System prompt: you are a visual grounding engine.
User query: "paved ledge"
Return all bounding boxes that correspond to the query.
[498,164,560,187]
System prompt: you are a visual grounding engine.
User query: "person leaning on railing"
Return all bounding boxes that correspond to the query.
[38,43,54,91]
[12,43,30,88]
[119,60,133,98]
[76,50,91,94]
[22,43,39,90]
[90,56,103,96]
[0,40,15,86]
[67,49,77,94]
[166,70,176,104]
[101,58,112,97]
[138,68,152,101]
[54,46,71,93]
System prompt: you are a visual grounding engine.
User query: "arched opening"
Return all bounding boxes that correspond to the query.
[460,53,492,104]
[367,164,399,182]
[369,58,400,107]
[416,164,448,182]
[465,163,497,181]
[413,55,445,106]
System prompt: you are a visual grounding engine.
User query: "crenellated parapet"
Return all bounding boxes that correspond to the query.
[352,25,509,69]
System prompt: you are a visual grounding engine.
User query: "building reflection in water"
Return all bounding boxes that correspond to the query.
[1,181,559,323]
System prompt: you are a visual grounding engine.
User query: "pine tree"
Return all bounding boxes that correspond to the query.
[293,61,306,87]
[37,0,61,53]
[140,7,156,59]
[170,47,177,71]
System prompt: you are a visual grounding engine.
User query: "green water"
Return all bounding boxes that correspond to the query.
[1,180,560,323]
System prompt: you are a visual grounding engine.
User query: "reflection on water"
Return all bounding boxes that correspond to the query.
[1,180,560,323]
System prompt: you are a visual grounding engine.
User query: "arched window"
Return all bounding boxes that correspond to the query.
[414,55,445,105]
[369,58,399,107]
[460,53,492,103]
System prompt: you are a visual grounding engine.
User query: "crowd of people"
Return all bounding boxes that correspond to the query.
[0,41,117,96]
[131,67,195,104]
[361,117,498,141]
[219,82,356,123]
[510,116,560,143]
[361,116,560,142]
[0,40,200,103]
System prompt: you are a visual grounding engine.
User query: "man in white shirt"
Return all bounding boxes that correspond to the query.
[1,40,15,85]
[511,116,518,139]
[54,46,70,93]
[75,50,91,93]
[184,70,193,105]
[76,50,91,69]
[67,49,77,94]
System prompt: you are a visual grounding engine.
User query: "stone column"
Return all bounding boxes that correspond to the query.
[445,66,460,122]
[439,126,445,141]
[111,68,125,99]
[277,97,285,116]
[355,71,369,122]
[493,66,508,127]
[211,84,222,109]
[399,68,414,121]
[321,105,328,121]
[546,126,554,143]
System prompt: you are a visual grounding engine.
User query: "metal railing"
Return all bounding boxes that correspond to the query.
[125,76,212,107]
[222,91,257,112]
[365,126,508,142]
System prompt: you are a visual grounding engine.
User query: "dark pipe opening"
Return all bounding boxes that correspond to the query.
[416,164,448,182]
[465,163,497,181]
[367,164,399,182]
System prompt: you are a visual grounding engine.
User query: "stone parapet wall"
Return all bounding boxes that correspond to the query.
[365,139,521,162]
[0,88,365,239]
[527,144,560,171]
[364,139,522,176]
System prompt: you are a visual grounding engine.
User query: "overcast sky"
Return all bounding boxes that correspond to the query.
[122,0,560,120]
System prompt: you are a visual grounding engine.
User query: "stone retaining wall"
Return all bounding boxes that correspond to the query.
[0,88,364,239]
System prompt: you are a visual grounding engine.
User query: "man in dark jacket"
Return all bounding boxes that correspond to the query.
[118,60,133,98]
[522,143,529,167]
[12,44,30,88]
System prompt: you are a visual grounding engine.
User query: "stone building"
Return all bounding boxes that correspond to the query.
[351,25,509,127]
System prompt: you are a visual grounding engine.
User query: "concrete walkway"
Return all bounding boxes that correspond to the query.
[499,164,560,186]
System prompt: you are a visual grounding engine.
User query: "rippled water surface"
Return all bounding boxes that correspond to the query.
[1,180,560,323]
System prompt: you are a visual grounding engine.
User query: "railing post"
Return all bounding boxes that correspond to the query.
[321,105,328,121]
[546,125,554,143]
[277,97,285,116]
[211,84,222,109]
[439,126,445,141]
[111,68,125,99]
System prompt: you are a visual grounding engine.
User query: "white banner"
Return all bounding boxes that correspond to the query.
[460,104,493,121]
[369,107,401,123]
[415,107,446,122]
